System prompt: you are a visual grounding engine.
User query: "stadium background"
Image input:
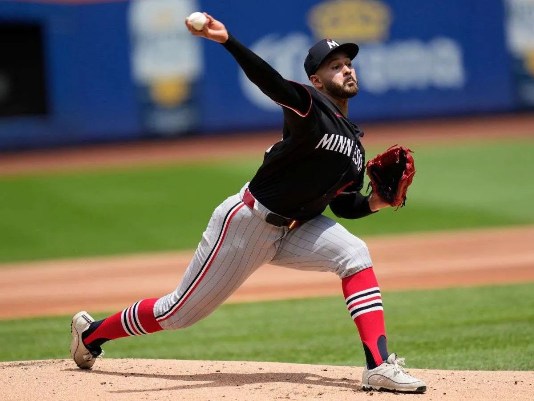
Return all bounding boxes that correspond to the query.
[0,0,533,150]
[1,1,533,400]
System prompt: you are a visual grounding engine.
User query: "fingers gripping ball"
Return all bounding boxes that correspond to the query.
[187,12,208,31]
[366,145,416,208]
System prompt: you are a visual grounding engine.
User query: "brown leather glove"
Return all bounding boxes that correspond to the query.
[366,145,416,208]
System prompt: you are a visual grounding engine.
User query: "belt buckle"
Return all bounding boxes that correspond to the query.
[265,213,285,227]
[265,213,299,230]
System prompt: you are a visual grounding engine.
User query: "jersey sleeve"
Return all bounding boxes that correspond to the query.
[329,192,376,219]
[222,34,311,117]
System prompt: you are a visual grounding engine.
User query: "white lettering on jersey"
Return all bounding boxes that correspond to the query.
[316,133,353,157]
[335,137,345,153]
[344,137,353,155]
[352,145,363,171]
[329,134,340,151]
[316,133,335,149]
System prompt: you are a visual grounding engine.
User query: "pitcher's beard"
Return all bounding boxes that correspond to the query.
[324,79,359,99]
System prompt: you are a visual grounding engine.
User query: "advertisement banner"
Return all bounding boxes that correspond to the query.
[128,0,204,136]
[0,0,523,150]
[199,0,515,131]
[505,0,534,108]
[0,0,142,150]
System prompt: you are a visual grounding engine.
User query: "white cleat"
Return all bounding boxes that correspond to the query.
[70,311,101,369]
[362,353,427,393]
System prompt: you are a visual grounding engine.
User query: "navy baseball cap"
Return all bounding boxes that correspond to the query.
[304,39,359,77]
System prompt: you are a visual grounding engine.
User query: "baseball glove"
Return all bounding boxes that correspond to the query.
[366,145,416,208]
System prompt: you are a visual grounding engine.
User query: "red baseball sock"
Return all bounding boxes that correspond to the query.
[342,267,389,369]
[83,298,163,348]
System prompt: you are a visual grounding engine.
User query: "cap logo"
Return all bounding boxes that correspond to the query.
[326,39,340,49]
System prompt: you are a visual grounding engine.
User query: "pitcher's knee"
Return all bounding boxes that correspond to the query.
[336,238,373,278]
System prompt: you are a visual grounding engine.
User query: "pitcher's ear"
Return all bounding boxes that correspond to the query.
[309,75,323,89]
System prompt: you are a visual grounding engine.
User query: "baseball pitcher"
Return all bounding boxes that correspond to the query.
[70,12,425,393]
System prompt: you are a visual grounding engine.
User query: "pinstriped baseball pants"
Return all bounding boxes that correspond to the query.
[154,185,373,329]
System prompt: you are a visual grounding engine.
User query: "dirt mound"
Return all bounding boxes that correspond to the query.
[1,359,532,401]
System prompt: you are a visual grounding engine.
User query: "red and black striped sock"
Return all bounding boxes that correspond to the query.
[342,267,389,369]
[82,298,163,349]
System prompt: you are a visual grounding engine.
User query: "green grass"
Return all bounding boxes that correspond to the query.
[1,283,532,370]
[0,139,533,262]
[0,161,257,262]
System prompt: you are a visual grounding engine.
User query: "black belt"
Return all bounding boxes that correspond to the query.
[243,188,300,229]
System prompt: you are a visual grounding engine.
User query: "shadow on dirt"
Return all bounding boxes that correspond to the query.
[65,368,359,393]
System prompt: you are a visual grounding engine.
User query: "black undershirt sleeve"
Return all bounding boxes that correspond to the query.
[329,192,376,219]
[222,34,310,115]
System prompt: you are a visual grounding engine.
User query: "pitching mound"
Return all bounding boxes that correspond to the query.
[2,359,533,401]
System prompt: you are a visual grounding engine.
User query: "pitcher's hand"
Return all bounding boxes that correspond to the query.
[185,13,229,44]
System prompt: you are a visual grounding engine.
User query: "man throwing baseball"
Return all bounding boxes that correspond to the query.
[70,12,427,393]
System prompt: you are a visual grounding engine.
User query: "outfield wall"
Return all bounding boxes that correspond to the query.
[0,0,533,150]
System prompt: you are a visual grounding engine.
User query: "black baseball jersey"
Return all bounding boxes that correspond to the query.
[223,35,371,221]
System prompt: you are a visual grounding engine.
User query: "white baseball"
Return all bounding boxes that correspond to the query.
[187,12,207,31]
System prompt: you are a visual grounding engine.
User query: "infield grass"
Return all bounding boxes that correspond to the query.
[0,283,532,370]
[0,139,533,263]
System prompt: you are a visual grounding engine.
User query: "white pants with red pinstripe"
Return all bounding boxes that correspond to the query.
[154,185,373,329]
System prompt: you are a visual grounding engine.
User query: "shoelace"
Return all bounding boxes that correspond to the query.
[391,355,407,375]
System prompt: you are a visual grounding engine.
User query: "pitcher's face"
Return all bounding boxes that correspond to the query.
[314,51,359,99]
